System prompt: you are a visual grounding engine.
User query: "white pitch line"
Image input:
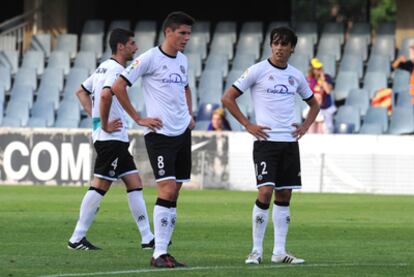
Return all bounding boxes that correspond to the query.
[39,263,409,277]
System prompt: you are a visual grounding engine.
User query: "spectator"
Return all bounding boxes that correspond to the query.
[392,43,414,104]
[306,58,337,133]
[207,108,231,131]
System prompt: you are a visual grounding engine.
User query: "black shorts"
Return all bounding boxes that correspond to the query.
[253,141,302,190]
[144,129,191,183]
[93,140,138,181]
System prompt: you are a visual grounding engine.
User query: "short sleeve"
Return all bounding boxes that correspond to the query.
[120,50,152,86]
[233,65,258,94]
[81,75,94,94]
[297,73,314,100]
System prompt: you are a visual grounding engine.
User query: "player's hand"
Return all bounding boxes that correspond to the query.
[137,117,163,132]
[188,117,196,130]
[291,123,308,140]
[399,55,407,63]
[103,118,123,133]
[245,122,270,140]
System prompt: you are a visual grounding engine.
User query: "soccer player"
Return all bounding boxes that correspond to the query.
[221,27,320,265]
[68,28,161,251]
[111,12,195,268]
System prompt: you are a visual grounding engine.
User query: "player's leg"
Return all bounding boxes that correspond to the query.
[68,177,111,250]
[246,141,276,264]
[145,132,184,268]
[271,142,304,264]
[122,173,154,249]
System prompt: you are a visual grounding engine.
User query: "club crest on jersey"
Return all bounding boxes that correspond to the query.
[109,170,115,177]
[288,76,295,86]
[158,169,165,176]
[180,65,185,74]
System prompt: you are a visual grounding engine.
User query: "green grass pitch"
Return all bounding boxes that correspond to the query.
[0,185,413,277]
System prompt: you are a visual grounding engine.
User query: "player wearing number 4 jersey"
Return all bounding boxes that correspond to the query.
[112,11,195,268]
[222,27,320,265]
[68,28,159,251]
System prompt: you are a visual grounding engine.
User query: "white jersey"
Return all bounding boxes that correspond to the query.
[234,59,313,142]
[82,58,129,143]
[120,46,191,136]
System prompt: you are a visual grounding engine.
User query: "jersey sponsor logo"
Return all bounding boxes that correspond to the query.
[162,73,187,85]
[266,84,295,95]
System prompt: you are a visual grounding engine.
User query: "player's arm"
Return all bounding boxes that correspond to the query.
[75,87,92,117]
[392,55,407,70]
[292,95,320,140]
[100,88,122,133]
[221,86,269,140]
[111,76,162,131]
[184,86,195,129]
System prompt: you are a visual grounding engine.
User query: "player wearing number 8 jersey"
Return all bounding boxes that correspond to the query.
[222,27,320,265]
[111,12,195,268]
[68,28,158,251]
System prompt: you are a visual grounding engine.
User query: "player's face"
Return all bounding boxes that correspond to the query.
[167,25,192,52]
[124,37,137,61]
[271,39,294,66]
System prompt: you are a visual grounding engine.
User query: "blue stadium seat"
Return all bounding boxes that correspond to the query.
[388,107,414,134]
[55,34,78,60]
[21,50,45,76]
[0,50,18,75]
[333,71,359,101]
[364,106,389,133]
[196,103,220,121]
[345,88,369,117]
[80,34,103,60]
[30,34,51,58]
[359,122,383,135]
[48,51,70,76]
[334,105,361,133]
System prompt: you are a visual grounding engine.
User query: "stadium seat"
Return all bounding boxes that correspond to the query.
[57,100,81,123]
[54,118,79,128]
[0,86,4,104]
[55,34,78,60]
[47,51,70,76]
[187,52,202,78]
[366,55,391,78]
[21,50,45,76]
[80,34,103,60]
[26,117,47,128]
[232,53,256,71]
[184,34,208,60]
[204,53,228,78]
[30,34,51,58]
[82,19,105,35]
[0,50,19,75]
[316,53,336,77]
[74,51,97,74]
[134,34,156,57]
[236,36,261,60]
[344,37,368,61]
[398,37,414,57]
[371,36,395,62]
[294,22,318,45]
[214,21,237,44]
[210,34,234,60]
[333,71,359,101]
[239,21,263,42]
[345,88,369,117]
[321,22,344,44]
[63,68,89,99]
[198,70,223,104]
[36,84,61,110]
[317,35,341,61]
[134,20,157,41]
[194,120,211,131]
[395,91,413,108]
[14,68,37,90]
[40,68,64,92]
[192,21,211,43]
[348,22,371,45]
[289,53,310,76]
[0,66,11,91]
[363,71,388,98]
[294,35,314,59]
[376,22,396,37]
[10,85,34,109]
[339,54,363,79]
[388,107,414,134]
[127,82,145,112]
[1,116,21,127]
[359,122,384,135]
[225,69,244,90]
[334,122,355,134]
[31,101,55,127]
[5,100,30,126]
[364,106,389,133]
[334,105,361,132]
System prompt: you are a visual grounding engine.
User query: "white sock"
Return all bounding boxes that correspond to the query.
[69,189,103,243]
[252,203,269,255]
[127,189,154,244]
[272,203,290,256]
[168,207,176,245]
[153,204,170,258]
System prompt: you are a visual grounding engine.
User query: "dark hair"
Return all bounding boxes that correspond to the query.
[269,27,297,47]
[162,11,195,33]
[109,28,134,54]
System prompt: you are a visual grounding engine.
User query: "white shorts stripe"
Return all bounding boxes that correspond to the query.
[94,174,117,181]
[118,170,139,178]
[155,176,176,182]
